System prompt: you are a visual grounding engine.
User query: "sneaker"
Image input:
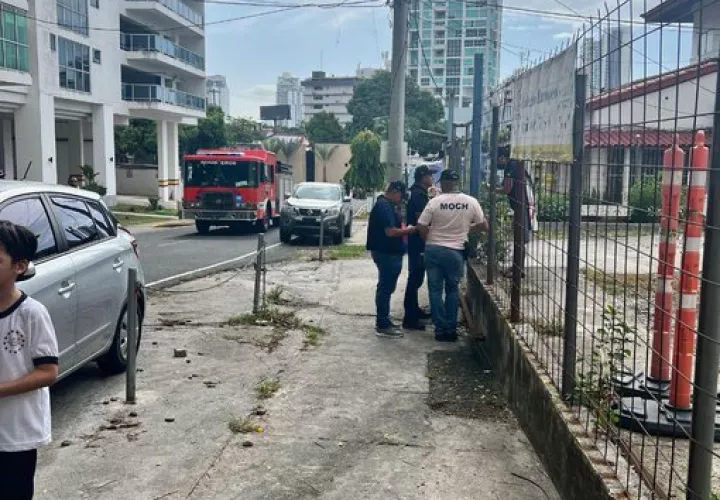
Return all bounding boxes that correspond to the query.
[435,331,458,342]
[376,326,404,338]
[417,309,432,320]
[402,321,426,331]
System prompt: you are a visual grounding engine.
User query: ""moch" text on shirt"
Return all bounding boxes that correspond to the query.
[440,203,470,210]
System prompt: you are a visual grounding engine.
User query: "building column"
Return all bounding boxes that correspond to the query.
[157,120,170,202]
[622,148,631,206]
[1,119,15,180]
[67,119,84,174]
[15,93,56,183]
[167,121,180,202]
[92,104,116,203]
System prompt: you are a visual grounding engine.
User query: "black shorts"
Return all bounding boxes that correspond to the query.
[0,449,38,500]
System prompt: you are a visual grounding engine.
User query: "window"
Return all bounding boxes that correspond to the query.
[57,0,89,36]
[0,5,29,72]
[90,0,99,7]
[92,49,100,64]
[50,34,57,51]
[86,201,114,239]
[447,39,461,57]
[58,38,91,92]
[313,104,323,110]
[50,197,102,249]
[0,198,58,260]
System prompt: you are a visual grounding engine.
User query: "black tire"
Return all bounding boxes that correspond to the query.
[333,228,343,245]
[280,227,292,244]
[196,220,210,234]
[97,303,143,375]
[344,216,353,237]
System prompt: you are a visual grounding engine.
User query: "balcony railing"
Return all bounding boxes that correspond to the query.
[126,0,203,27]
[122,83,206,111]
[120,33,204,71]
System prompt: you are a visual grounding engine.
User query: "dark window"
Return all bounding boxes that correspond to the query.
[50,34,56,51]
[92,49,100,64]
[0,198,58,260]
[50,196,101,249]
[86,200,114,238]
[57,0,88,36]
[58,37,90,92]
[91,0,99,7]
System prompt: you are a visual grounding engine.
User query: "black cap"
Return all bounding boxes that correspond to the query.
[387,180,407,194]
[414,165,432,181]
[440,169,460,181]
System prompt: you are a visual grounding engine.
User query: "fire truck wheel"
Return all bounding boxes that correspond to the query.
[196,221,211,234]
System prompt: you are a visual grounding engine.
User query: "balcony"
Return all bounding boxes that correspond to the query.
[121,33,204,76]
[122,83,206,119]
[124,0,204,36]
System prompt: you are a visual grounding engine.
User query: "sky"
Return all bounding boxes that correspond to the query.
[203,0,690,119]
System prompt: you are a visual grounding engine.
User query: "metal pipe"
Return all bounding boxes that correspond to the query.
[487,106,499,286]
[319,212,326,262]
[253,233,264,313]
[125,268,138,405]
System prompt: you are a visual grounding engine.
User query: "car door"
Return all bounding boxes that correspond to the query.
[47,195,127,365]
[0,196,78,376]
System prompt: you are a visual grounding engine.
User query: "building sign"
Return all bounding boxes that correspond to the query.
[511,45,577,162]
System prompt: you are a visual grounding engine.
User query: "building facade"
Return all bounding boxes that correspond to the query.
[301,71,358,125]
[0,0,207,203]
[206,75,229,116]
[407,0,502,114]
[275,72,302,127]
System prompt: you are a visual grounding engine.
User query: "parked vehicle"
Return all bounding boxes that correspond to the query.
[280,182,353,244]
[0,181,146,380]
[182,145,294,234]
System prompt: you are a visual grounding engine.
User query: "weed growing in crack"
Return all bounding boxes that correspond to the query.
[256,378,281,400]
[530,317,564,337]
[228,417,261,434]
[266,286,290,306]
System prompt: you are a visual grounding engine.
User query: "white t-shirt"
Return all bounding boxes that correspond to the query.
[418,192,486,250]
[0,295,58,452]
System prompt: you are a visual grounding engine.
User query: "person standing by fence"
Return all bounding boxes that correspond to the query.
[403,166,434,331]
[418,170,488,341]
[500,159,538,277]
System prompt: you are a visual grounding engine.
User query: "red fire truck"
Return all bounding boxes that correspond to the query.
[182,145,294,234]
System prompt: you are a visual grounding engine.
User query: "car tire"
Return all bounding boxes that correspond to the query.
[196,220,210,234]
[344,216,352,238]
[280,227,292,244]
[333,228,344,245]
[97,303,143,375]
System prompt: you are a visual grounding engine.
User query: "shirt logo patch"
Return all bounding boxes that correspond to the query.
[3,330,26,354]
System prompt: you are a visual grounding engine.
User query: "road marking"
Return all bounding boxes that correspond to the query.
[157,241,184,248]
[147,242,282,289]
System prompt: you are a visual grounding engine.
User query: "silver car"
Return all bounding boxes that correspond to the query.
[0,182,146,380]
[279,182,353,244]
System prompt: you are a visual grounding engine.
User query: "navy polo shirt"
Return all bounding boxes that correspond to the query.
[366,196,406,255]
[406,183,429,254]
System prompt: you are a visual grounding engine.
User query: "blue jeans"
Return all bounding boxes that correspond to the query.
[371,251,403,329]
[424,244,465,333]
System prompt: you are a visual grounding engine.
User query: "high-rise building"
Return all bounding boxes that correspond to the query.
[581,37,603,97]
[301,71,358,126]
[206,75,230,116]
[407,0,502,114]
[605,27,632,91]
[275,72,302,127]
[0,1,206,203]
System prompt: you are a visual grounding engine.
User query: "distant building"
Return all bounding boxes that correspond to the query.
[301,71,358,125]
[206,75,230,116]
[605,27,632,91]
[356,67,381,79]
[275,73,303,127]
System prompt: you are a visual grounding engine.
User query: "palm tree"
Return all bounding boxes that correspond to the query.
[263,138,302,163]
[315,144,339,182]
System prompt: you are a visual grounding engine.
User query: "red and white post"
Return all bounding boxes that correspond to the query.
[670,131,709,409]
[650,138,684,385]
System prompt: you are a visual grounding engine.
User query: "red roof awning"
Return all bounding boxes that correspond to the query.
[584,129,712,148]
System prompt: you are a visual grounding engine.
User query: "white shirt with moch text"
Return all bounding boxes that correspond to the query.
[418,192,486,250]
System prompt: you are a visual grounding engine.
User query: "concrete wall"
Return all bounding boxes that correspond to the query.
[115,164,158,197]
[465,265,646,500]
[315,143,351,183]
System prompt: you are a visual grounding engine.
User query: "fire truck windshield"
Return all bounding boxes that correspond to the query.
[185,160,259,188]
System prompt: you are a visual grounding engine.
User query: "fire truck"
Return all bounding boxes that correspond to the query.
[182,145,294,234]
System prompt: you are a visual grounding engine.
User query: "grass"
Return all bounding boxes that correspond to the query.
[303,324,327,348]
[328,244,367,260]
[228,416,261,434]
[266,286,290,306]
[256,378,281,399]
[114,213,169,227]
[583,267,655,296]
[113,203,178,217]
[225,308,329,350]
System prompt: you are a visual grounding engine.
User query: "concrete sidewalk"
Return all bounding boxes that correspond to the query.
[36,231,559,499]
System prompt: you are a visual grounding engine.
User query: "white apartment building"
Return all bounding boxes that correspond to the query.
[301,71,358,125]
[206,74,229,116]
[0,0,206,204]
[275,72,302,127]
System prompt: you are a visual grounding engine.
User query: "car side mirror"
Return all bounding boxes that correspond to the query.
[18,262,36,282]
[284,192,291,200]
[343,196,351,203]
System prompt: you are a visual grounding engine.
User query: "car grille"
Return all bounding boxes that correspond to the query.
[299,208,323,217]
[202,192,234,210]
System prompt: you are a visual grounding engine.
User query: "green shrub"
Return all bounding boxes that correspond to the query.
[628,177,661,222]
[537,193,569,222]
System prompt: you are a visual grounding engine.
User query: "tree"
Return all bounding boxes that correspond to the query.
[115,119,157,163]
[346,70,445,156]
[227,117,264,145]
[315,144,339,182]
[179,106,228,156]
[344,131,384,192]
[305,111,345,144]
[264,138,303,162]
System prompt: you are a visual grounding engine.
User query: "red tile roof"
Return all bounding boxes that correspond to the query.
[585,128,712,147]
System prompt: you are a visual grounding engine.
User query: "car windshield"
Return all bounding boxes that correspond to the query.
[185,161,259,188]
[294,185,341,201]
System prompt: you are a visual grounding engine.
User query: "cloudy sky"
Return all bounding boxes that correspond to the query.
[203,0,689,119]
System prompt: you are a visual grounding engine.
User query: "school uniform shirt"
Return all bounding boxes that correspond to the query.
[0,295,58,452]
[418,192,486,251]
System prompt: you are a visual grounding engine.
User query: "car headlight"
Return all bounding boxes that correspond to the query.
[327,208,340,216]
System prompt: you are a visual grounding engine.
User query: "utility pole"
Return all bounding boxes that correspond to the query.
[470,52,484,197]
[388,0,408,182]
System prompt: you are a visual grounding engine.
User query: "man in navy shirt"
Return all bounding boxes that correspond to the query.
[403,165,433,330]
[366,181,417,338]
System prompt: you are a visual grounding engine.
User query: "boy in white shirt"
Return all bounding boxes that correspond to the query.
[418,169,488,341]
[0,221,59,499]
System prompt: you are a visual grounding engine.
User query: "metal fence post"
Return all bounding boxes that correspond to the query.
[687,71,720,499]
[487,106,500,285]
[510,160,526,323]
[125,268,138,405]
[319,212,326,262]
[562,73,587,400]
[253,233,264,314]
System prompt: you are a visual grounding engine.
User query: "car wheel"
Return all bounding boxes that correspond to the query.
[280,227,292,243]
[196,220,210,234]
[333,228,344,245]
[344,216,353,237]
[97,303,143,375]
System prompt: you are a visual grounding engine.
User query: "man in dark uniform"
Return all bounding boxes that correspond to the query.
[403,165,434,330]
